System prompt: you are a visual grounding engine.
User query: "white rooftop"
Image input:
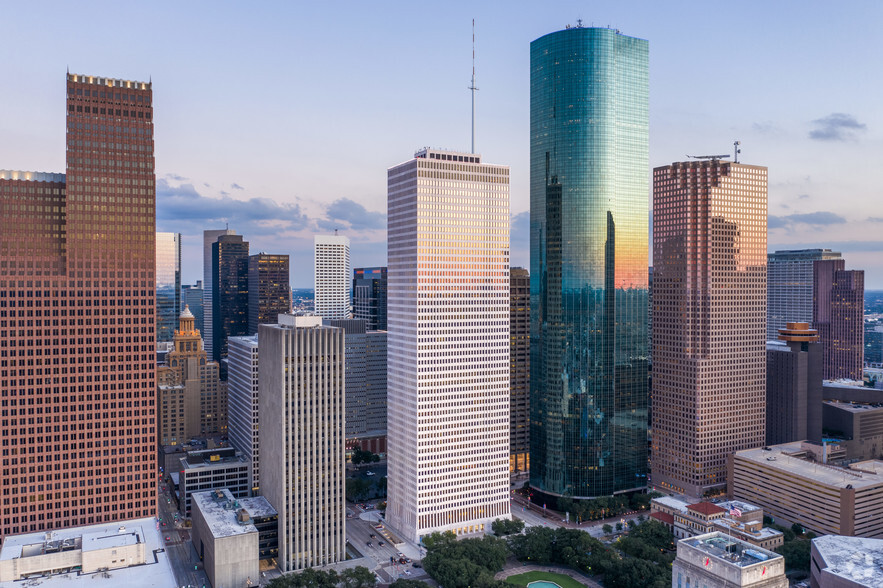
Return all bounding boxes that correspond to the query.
[735,442,883,490]
[0,517,176,587]
[192,489,276,539]
[652,496,689,512]
[681,532,782,569]
[813,535,883,586]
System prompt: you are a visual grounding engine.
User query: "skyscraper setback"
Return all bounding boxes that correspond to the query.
[0,74,157,540]
[530,26,650,498]
[386,148,511,542]
[652,159,767,497]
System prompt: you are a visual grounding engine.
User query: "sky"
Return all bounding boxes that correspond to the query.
[2,1,882,287]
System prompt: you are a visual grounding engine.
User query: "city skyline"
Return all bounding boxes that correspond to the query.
[3,2,883,287]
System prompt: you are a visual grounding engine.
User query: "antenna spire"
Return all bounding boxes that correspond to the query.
[469,19,478,154]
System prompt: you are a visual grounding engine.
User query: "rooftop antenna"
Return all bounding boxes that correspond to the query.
[734,140,741,163]
[468,19,478,154]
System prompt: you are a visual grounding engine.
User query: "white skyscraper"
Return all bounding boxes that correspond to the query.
[227,334,260,493]
[259,315,345,570]
[203,228,235,358]
[314,234,351,318]
[386,148,511,543]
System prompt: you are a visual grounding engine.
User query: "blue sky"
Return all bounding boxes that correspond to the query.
[2,1,882,287]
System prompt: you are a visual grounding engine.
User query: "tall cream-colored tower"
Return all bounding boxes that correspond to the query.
[386,148,511,542]
[652,160,767,497]
[259,315,345,570]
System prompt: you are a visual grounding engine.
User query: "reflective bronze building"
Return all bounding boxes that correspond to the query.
[0,74,157,540]
[652,160,767,497]
[248,253,290,334]
[813,259,864,381]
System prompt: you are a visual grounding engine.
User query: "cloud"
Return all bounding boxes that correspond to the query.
[317,198,386,231]
[768,211,847,231]
[164,173,188,182]
[809,113,867,141]
[231,183,244,190]
[868,217,883,223]
[510,211,530,269]
[797,194,810,199]
[752,121,780,134]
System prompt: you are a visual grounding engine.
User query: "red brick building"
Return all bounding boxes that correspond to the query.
[0,73,157,540]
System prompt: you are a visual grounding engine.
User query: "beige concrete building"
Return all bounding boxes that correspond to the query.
[811,535,883,587]
[673,532,786,588]
[157,306,227,444]
[259,315,346,571]
[651,497,783,550]
[728,442,883,537]
[191,489,278,588]
[652,160,768,497]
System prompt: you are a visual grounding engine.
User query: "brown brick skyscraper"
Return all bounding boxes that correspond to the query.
[510,267,530,473]
[813,259,864,380]
[0,73,156,540]
[651,160,767,497]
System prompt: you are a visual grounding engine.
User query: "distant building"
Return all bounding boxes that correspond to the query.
[767,249,842,341]
[157,307,227,444]
[0,518,176,585]
[228,335,261,493]
[248,253,290,334]
[815,259,865,380]
[182,280,205,334]
[811,534,883,587]
[323,319,387,444]
[259,315,346,570]
[212,234,250,365]
[314,234,351,319]
[510,267,530,472]
[156,232,182,342]
[673,532,787,588]
[823,399,883,461]
[353,266,387,330]
[653,160,768,497]
[766,322,823,445]
[650,496,783,550]
[178,447,250,517]
[728,442,883,538]
[191,489,278,588]
[204,229,236,359]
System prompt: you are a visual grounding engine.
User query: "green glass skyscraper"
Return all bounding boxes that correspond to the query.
[530,26,649,499]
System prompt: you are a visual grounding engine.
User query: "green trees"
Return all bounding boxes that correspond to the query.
[389,580,431,588]
[346,478,372,501]
[340,566,377,588]
[627,520,675,551]
[602,524,613,535]
[776,540,811,572]
[491,518,525,536]
[422,533,510,588]
[267,566,376,588]
[351,449,381,465]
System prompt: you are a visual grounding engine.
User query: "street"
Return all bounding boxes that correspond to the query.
[156,480,212,588]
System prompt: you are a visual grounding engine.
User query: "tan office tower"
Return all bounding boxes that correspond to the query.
[259,315,345,570]
[386,148,511,543]
[652,160,767,497]
[0,74,156,540]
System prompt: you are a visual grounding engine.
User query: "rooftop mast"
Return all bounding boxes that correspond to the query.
[469,19,478,154]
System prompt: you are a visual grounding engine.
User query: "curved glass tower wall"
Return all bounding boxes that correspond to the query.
[529,27,649,499]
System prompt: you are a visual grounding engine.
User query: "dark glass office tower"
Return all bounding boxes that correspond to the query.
[353,267,387,330]
[530,26,649,498]
[212,234,249,364]
[248,253,290,334]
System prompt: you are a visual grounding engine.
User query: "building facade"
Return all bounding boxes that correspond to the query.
[228,335,261,493]
[673,532,787,588]
[510,267,530,472]
[353,266,388,330]
[766,323,823,446]
[0,74,157,540]
[182,280,205,334]
[314,234,351,319]
[814,259,864,380]
[652,160,767,497]
[177,447,250,517]
[651,496,783,550]
[767,249,842,341]
[203,229,235,359]
[156,232,182,343]
[259,315,346,570]
[157,307,227,444]
[387,148,511,542]
[212,234,249,364]
[248,253,290,334]
[530,26,650,499]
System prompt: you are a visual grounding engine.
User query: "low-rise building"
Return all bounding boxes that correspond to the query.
[0,518,175,586]
[823,399,883,461]
[651,497,783,550]
[673,532,787,588]
[191,489,278,588]
[811,535,883,587]
[728,442,883,538]
[178,447,250,516]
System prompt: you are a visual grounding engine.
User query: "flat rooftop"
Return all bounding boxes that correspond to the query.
[734,442,883,490]
[0,169,65,182]
[681,532,781,568]
[813,535,883,586]
[824,399,883,413]
[192,489,277,539]
[181,447,246,469]
[0,517,176,587]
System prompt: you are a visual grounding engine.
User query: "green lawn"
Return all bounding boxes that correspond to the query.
[505,571,587,588]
